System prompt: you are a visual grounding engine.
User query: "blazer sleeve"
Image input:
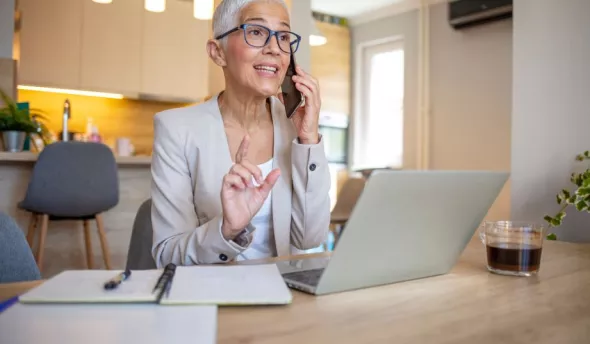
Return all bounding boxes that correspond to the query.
[290,135,332,249]
[150,114,251,268]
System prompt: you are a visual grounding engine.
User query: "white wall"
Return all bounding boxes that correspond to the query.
[0,0,15,59]
[511,0,590,242]
[429,3,512,221]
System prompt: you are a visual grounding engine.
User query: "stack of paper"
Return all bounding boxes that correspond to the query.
[0,303,217,344]
[165,264,293,305]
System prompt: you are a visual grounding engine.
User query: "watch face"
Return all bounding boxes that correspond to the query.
[233,230,249,247]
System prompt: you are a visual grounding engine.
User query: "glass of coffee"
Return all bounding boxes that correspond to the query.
[479,221,545,276]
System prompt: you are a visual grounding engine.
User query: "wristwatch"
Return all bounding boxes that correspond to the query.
[232,225,254,248]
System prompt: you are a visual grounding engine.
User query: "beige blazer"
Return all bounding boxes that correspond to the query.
[150,93,331,267]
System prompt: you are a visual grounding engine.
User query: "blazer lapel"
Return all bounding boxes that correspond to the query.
[270,98,292,257]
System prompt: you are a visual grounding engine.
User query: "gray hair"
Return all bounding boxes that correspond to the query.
[212,0,289,40]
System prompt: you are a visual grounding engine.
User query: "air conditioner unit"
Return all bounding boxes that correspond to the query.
[449,0,512,29]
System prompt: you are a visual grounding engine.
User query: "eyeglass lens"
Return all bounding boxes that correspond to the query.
[244,25,299,53]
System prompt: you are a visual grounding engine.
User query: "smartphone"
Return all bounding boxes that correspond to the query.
[280,46,304,118]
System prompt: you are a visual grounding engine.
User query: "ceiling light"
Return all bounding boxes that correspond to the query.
[93,0,112,3]
[194,0,214,20]
[145,0,165,12]
[310,18,327,46]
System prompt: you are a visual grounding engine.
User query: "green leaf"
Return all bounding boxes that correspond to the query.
[567,195,577,204]
[551,218,562,227]
[556,194,563,205]
[575,200,588,211]
[544,215,553,223]
[577,186,590,196]
[556,212,566,220]
[546,233,557,240]
[562,189,571,199]
[571,173,584,187]
[585,151,590,158]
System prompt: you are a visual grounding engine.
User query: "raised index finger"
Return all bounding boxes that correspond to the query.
[235,134,250,163]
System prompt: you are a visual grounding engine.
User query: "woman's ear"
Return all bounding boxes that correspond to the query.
[207,39,227,67]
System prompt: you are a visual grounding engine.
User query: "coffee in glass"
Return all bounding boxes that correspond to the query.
[479,221,545,276]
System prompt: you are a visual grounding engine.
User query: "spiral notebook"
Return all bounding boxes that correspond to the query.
[19,264,293,306]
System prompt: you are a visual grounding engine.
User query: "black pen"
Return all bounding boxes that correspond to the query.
[104,269,132,290]
[153,263,176,303]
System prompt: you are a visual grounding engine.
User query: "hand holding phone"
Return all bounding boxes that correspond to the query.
[279,47,322,145]
[280,46,304,118]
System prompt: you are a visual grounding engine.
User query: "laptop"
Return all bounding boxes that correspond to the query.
[281,170,509,295]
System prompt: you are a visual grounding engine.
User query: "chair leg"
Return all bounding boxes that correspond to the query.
[36,214,49,272]
[83,220,94,269]
[95,214,112,270]
[26,213,38,249]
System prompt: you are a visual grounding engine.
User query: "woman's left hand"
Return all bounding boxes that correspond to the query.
[280,65,321,144]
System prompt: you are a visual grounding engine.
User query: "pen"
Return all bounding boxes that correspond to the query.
[0,296,18,314]
[104,269,132,290]
[153,263,176,303]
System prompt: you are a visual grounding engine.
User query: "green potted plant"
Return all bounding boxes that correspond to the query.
[544,150,590,240]
[0,88,50,152]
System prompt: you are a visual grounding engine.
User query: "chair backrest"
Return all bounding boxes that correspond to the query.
[126,199,156,270]
[0,213,41,283]
[331,177,366,221]
[20,141,119,217]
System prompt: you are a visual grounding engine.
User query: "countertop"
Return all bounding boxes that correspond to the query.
[0,152,151,166]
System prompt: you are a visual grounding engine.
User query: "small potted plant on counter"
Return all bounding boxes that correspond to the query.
[544,150,590,240]
[0,88,49,152]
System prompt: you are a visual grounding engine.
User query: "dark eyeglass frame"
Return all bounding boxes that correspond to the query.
[215,23,301,54]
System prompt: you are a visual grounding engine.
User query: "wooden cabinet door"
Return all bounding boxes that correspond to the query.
[18,0,83,89]
[80,0,142,94]
[311,22,351,115]
[141,0,210,101]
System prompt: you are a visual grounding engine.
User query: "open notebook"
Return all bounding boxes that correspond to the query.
[19,264,292,306]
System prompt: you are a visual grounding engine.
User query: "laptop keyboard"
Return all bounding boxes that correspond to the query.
[283,268,325,286]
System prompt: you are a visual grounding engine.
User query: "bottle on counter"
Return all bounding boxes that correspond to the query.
[84,117,101,143]
[89,125,102,143]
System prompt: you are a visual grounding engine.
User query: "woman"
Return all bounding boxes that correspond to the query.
[150,0,331,267]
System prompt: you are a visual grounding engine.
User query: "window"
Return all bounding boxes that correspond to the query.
[354,39,405,170]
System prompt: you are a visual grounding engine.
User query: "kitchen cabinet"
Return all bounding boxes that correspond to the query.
[311,21,351,116]
[17,0,83,89]
[80,0,142,95]
[141,0,210,102]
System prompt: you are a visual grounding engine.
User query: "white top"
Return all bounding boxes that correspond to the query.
[237,158,275,261]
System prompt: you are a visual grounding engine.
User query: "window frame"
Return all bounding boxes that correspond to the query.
[351,35,406,172]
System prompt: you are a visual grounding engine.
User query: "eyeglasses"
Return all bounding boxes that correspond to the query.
[215,24,301,54]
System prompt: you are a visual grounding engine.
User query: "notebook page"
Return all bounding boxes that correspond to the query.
[19,270,161,304]
[164,264,293,305]
[0,303,217,344]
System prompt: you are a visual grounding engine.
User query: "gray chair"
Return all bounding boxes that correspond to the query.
[0,212,41,283]
[126,199,156,270]
[19,141,119,271]
[325,176,366,250]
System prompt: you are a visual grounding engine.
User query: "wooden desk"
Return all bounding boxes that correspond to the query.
[2,239,590,343]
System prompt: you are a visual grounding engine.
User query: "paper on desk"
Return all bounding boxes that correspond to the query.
[19,270,162,304]
[163,264,293,305]
[0,303,217,344]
